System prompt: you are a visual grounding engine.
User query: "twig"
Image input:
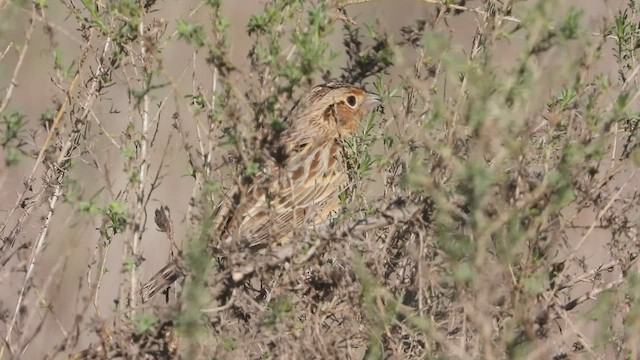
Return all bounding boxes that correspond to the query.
[145,199,425,305]
[129,14,151,311]
[274,200,424,265]
[0,42,12,62]
[556,309,603,360]
[201,289,236,313]
[4,177,63,353]
[89,108,121,149]
[337,0,523,24]
[553,169,636,286]
[555,260,617,291]
[562,273,625,311]
[19,258,69,353]
[1,29,111,357]
[0,5,37,240]
[340,0,618,41]
[0,6,35,116]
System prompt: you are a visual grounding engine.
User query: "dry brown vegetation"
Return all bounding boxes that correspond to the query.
[1,0,640,359]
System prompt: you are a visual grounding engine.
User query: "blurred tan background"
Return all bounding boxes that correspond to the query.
[0,0,630,357]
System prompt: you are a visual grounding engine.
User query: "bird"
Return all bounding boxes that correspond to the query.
[141,82,380,303]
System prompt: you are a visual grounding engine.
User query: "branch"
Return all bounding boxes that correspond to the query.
[1,32,112,357]
[562,274,625,311]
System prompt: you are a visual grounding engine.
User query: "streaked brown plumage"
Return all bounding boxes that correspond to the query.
[141,83,380,302]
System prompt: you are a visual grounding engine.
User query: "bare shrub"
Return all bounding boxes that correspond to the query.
[1,0,639,359]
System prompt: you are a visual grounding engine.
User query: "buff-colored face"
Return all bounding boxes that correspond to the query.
[293,83,380,139]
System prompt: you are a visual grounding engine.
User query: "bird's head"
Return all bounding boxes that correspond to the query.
[291,82,381,139]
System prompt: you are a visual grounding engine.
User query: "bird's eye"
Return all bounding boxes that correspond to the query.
[346,95,357,107]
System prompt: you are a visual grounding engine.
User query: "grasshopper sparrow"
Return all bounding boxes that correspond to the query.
[141,82,380,302]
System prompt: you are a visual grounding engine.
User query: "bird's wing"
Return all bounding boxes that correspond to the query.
[218,141,345,248]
